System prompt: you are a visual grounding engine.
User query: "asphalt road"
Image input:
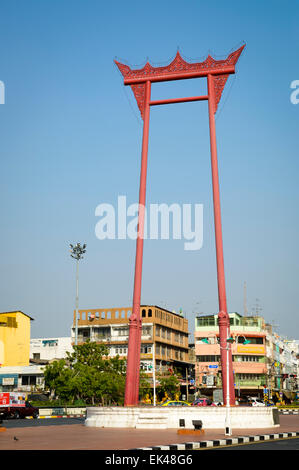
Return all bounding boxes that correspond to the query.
[1,417,85,428]
[211,437,299,450]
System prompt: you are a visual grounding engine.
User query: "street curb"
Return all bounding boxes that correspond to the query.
[131,431,299,450]
[25,414,86,419]
[279,409,299,415]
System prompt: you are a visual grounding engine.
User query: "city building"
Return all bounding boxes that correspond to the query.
[194,312,298,401]
[0,338,74,394]
[0,364,44,393]
[72,305,192,396]
[0,311,34,367]
[280,339,299,401]
[264,326,299,402]
[30,337,73,363]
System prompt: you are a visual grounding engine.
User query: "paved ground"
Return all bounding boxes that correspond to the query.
[0,415,298,450]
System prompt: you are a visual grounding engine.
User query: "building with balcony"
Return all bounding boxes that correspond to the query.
[195,312,299,402]
[195,312,269,399]
[71,305,192,395]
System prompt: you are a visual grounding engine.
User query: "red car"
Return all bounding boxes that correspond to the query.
[0,401,39,419]
[191,398,216,406]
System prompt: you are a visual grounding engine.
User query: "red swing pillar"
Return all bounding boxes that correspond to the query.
[207,73,235,405]
[124,80,151,406]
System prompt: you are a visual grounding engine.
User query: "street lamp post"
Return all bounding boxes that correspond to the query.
[222,335,251,435]
[152,341,156,406]
[203,333,249,435]
[224,339,233,435]
[70,243,86,346]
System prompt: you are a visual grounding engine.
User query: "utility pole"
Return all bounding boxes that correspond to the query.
[153,340,156,406]
[186,367,189,402]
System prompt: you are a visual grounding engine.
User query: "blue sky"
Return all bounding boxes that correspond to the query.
[0,0,298,340]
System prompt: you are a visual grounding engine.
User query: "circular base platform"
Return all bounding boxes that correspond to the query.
[85,406,280,429]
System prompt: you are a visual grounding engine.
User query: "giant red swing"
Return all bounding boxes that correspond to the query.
[115,45,245,409]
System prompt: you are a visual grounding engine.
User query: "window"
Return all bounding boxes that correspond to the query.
[233,355,261,362]
[196,355,220,362]
[197,316,215,327]
[115,346,127,355]
[142,325,152,336]
[21,376,37,386]
[79,329,89,339]
[115,327,128,337]
[42,340,58,347]
[245,337,263,345]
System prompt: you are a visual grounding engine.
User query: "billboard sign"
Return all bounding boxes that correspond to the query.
[236,345,265,354]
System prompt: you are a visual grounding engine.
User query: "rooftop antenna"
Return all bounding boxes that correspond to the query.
[243,281,247,316]
[251,298,262,316]
[270,319,280,333]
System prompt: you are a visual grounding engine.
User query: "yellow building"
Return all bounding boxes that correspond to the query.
[0,311,34,367]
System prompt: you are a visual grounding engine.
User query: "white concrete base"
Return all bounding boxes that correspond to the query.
[84,406,279,429]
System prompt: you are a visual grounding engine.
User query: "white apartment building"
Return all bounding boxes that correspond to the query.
[30,337,73,362]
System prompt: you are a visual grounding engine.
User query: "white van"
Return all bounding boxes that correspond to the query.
[248,397,265,407]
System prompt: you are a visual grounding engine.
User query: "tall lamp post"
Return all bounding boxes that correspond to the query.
[70,243,86,346]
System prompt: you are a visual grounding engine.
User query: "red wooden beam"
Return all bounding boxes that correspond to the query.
[149,95,208,106]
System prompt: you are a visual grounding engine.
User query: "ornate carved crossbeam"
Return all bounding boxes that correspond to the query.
[115,45,245,118]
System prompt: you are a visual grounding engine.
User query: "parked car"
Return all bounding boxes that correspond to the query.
[27,393,49,402]
[248,398,266,407]
[191,398,215,406]
[0,401,39,419]
[161,400,191,406]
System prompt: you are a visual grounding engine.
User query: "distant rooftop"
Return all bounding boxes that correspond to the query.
[0,310,34,321]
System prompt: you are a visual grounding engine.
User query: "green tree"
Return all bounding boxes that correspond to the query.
[44,341,126,405]
[157,372,181,400]
[43,359,75,401]
[139,370,152,401]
